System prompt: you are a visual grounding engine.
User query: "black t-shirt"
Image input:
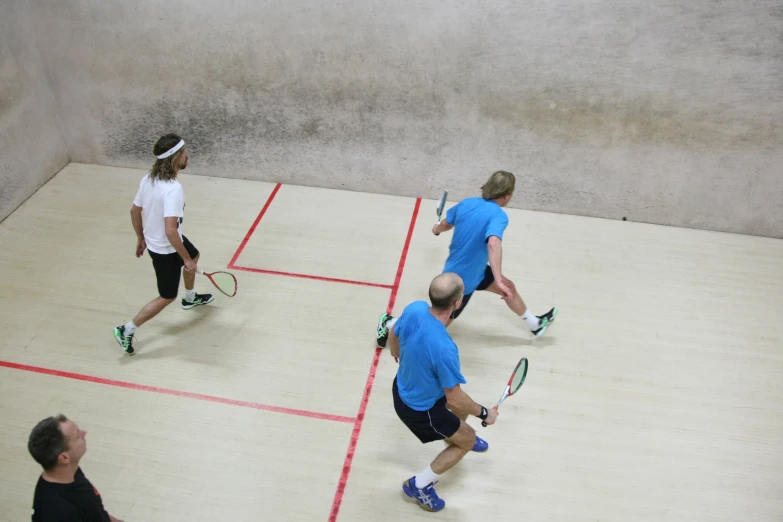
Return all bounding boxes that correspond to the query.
[31,468,111,522]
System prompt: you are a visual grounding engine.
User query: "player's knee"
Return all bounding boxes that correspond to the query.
[453,424,476,452]
[504,277,517,293]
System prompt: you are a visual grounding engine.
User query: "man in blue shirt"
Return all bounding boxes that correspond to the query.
[386,272,499,512]
[379,170,558,349]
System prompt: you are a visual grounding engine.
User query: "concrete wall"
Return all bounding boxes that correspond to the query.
[30,0,783,237]
[0,1,69,223]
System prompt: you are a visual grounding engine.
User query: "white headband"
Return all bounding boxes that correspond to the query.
[156,139,185,159]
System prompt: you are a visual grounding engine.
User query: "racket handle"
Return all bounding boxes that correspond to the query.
[481,405,499,427]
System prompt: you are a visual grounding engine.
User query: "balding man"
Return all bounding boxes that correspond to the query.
[385,272,499,512]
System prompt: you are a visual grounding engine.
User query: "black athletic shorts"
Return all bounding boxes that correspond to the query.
[393,375,461,443]
[450,265,495,320]
[148,235,199,299]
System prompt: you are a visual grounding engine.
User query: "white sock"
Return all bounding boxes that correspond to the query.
[184,289,196,302]
[521,310,540,329]
[387,317,397,329]
[414,465,440,489]
[124,321,137,335]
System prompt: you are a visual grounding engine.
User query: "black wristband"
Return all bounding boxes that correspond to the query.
[478,406,488,420]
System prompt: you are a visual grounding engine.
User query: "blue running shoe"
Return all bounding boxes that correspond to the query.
[472,436,489,452]
[402,477,445,512]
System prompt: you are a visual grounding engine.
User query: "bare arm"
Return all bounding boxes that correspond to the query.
[109,514,124,522]
[487,235,503,282]
[432,219,454,236]
[388,322,400,362]
[164,217,194,266]
[444,383,483,417]
[130,205,144,240]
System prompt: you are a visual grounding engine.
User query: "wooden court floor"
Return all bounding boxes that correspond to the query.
[1,163,782,521]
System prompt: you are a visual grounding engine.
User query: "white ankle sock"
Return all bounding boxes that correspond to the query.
[124,321,137,335]
[387,317,397,329]
[184,289,196,301]
[414,465,440,489]
[521,310,540,329]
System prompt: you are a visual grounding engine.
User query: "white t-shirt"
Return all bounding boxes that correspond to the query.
[133,173,185,254]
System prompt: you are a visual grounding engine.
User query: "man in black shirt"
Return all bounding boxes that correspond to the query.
[28,414,123,522]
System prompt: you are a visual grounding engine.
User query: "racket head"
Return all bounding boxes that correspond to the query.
[206,271,238,297]
[507,357,528,395]
[483,357,528,428]
[436,190,448,219]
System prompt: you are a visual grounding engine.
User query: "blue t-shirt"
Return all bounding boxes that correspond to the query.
[443,197,509,294]
[395,300,466,411]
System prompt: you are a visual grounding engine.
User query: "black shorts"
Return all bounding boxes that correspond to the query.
[450,265,495,320]
[148,235,199,299]
[393,376,461,443]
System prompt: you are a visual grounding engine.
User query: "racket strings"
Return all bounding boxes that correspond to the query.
[210,273,237,296]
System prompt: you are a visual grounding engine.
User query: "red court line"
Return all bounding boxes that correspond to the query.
[231,265,394,290]
[0,361,355,424]
[329,197,421,522]
[228,182,282,268]
[227,182,395,289]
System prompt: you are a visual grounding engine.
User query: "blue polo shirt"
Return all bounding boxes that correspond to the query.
[394,300,466,411]
[443,197,509,294]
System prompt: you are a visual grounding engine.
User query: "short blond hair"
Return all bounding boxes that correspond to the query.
[481,170,515,200]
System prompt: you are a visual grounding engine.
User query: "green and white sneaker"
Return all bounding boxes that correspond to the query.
[112,325,135,355]
[376,312,394,349]
[532,307,558,337]
[182,293,214,310]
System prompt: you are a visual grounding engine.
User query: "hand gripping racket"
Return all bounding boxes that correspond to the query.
[434,190,448,236]
[482,357,528,427]
[196,269,238,297]
[436,190,448,223]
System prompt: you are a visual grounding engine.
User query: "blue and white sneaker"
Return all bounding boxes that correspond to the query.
[472,436,489,452]
[443,435,489,452]
[402,477,445,512]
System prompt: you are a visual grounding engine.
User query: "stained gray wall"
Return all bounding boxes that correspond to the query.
[29,0,783,237]
[0,1,69,223]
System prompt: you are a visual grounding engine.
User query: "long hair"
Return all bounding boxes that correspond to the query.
[149,133,184,183]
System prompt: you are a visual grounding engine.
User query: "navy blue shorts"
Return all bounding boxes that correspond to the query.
[450,265,495,320]
[393,376,461,444]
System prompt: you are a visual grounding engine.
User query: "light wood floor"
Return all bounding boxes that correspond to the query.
[1,163,781,521]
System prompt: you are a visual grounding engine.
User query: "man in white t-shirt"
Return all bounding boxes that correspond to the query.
[113,133,213,355]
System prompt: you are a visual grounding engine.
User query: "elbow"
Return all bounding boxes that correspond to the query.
[487,236,501,252]
[443,385,459,406]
